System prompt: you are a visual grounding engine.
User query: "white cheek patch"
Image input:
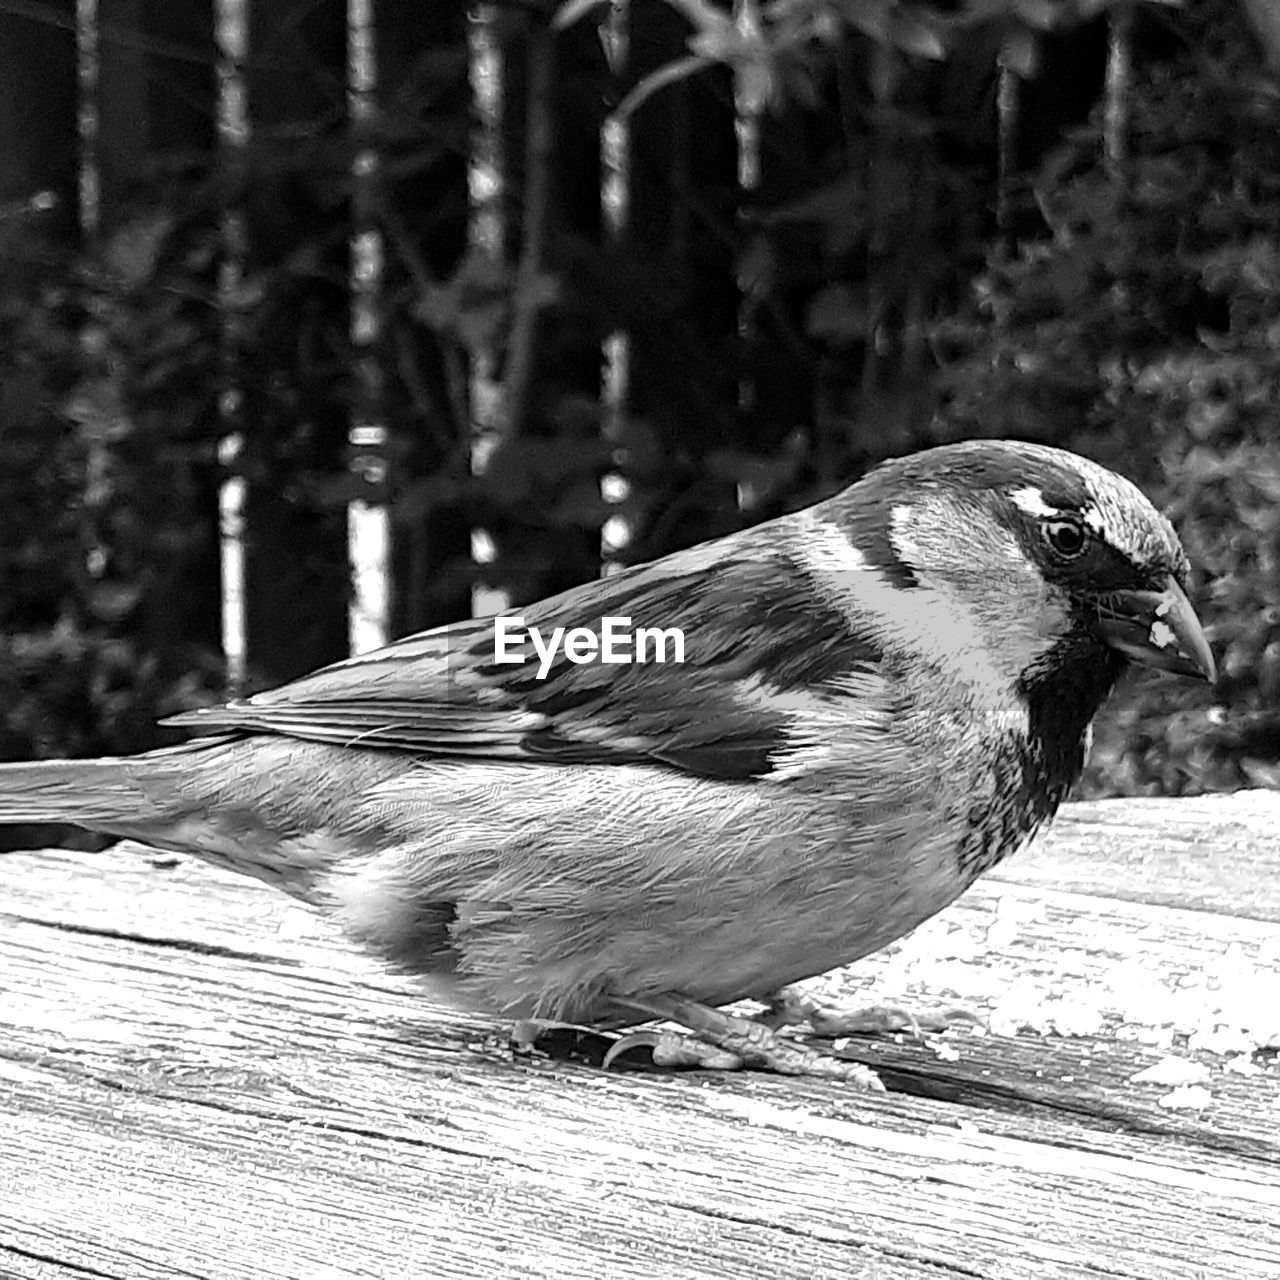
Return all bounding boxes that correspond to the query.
[890,498,1028,580]
[881,500,1035,732]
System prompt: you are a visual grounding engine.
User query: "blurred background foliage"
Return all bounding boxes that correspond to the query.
[0,0,1278,804]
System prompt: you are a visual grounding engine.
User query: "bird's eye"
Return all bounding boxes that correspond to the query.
[1043,519,1087,558]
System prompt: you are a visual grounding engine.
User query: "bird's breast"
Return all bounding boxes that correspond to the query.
[948,730,1078,881]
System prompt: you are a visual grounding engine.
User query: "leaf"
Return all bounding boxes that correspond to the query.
[89,582,144,622]
[886,10,947,60]
[1011,0,1061,30]
[1241,757,1280,789]
[103,213,173,288]
[668,0,737,36]
[553,0,608,30]
[1001,27,1040,78]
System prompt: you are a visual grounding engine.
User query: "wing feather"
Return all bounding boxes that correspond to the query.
[165,528,894,779]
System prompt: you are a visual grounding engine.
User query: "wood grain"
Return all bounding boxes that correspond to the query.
[2,790,1278,1280]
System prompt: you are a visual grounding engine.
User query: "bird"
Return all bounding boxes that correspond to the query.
[0,439,1214,1083]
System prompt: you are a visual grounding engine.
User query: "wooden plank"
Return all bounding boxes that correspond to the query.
[2,792,1279,1279]
[997,789,1280,920]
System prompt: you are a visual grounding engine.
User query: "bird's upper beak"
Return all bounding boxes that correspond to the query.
[1094,578,1216,681]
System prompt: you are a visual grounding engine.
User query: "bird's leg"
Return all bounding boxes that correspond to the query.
[510,1019,549,1051]
[605,992,884,1087]
[761,985,984,1040]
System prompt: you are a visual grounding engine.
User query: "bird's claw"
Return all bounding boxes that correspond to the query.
[804,1001,986,1041]
[601,1029,744,1072]
[612,994,886,1087]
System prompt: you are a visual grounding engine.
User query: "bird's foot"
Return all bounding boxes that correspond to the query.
[808,1002,984,1038]
[511,1019,743,1071]
[601,1029,744,1072]
[762,986,984,1041]
[609,992,885,1088]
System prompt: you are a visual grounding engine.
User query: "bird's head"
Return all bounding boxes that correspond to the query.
[819,439,1213,737]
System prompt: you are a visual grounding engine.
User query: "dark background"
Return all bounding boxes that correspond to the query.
[1,0,1278,822]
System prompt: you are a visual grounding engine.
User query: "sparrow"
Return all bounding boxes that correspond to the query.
[0,440,1214,1082]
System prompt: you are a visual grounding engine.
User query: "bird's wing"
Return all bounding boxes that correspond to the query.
[164,532,895,781]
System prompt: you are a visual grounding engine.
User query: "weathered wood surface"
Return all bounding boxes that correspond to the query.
[2,790,1279,1280]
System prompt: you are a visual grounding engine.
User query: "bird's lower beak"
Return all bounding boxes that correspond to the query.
[1095,578,1215,681]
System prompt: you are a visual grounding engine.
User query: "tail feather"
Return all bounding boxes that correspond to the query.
[0,736,356,901]
[0,756,156,827]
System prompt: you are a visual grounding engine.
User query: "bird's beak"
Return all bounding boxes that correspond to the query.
[1094,578,1216,682]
